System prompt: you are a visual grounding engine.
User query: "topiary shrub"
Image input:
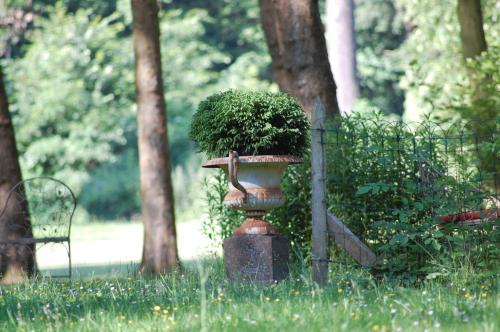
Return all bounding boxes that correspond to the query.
[190,90,310,158]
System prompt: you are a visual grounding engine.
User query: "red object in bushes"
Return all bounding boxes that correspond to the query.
[439,209,498,225]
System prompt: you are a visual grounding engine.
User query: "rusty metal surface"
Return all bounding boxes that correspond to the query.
[228,150,247,203]
[224,188,285,210]
[202,155,303,168]
[233,218,278,235]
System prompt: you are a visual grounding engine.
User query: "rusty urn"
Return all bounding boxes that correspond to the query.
[203,151,302,235]
[191,90,309,284]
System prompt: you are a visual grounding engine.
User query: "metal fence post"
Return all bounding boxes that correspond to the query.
[311,97,328,285]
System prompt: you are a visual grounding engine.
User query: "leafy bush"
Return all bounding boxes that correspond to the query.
[7,6,134,193]
[190,90,310,158]
[327,113,498,280]
[79,150,140,219]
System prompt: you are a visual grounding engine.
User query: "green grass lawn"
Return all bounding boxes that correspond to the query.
[0,260,498,332]
[36,220,218,278]
[2,222,498,331]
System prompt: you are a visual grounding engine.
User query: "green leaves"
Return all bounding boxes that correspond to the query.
[355,182,394,196]
[327,113,498,280]
[7,6,133,193]
[190,90,310,158]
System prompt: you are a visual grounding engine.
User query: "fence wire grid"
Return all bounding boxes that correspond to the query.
[314,116,499,276]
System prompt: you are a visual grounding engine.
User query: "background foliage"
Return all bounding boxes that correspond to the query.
[1,0,497,229]
[2,0,273,219]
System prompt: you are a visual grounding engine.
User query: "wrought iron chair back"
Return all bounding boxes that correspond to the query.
[0,177,76,278]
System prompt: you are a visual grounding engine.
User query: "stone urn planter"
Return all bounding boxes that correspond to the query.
[190,90,310,284]
[203,151,302,235]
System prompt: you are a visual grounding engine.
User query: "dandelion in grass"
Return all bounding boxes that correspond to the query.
[244,317,257,325]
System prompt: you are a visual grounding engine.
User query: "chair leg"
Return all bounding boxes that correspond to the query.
[68,240,72,279]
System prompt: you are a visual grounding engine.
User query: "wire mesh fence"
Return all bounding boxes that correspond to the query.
[315,115,499,278]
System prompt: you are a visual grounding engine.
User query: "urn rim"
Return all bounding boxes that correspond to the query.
[202,155,303,168]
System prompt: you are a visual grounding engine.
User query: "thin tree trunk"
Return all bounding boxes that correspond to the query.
[0,65,35,284]
[325,0,359,114]
[457,0,487,60]
[457,0,497,191]
[457,0,488,100]
[131,0,179,274]
[260,0,340,116]
[456,0,491,109]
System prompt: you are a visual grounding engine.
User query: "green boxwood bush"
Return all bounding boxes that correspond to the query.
[190,90,310,158]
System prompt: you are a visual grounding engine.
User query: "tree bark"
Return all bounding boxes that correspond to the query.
[0,65,35,284]
[457,0,496,190]
[259,0,340,116]
[457,0,488,100]
[457,0,487,60]
[131,0,179,274]
[325,0,359,114]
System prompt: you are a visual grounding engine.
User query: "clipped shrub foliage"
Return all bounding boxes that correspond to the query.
[190,90,310,158]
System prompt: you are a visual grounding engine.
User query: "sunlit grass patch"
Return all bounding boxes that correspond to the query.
[0,260,498,332]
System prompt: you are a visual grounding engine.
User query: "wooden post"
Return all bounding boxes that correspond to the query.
[327,212,377,267]
[311,97,328,285]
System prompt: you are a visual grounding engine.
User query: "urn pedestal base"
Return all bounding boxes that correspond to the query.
[223,234,289,285]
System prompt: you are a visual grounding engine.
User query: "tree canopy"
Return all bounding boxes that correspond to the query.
[1,0,497,220]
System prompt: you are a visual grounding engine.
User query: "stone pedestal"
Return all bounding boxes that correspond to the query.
[223,234,289,285]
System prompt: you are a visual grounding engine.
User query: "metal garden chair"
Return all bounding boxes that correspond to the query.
[0,177,76,278]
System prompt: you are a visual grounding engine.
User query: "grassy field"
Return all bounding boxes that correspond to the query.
[0,260,498,332]
[1,222,498,331]
[36,220,219,278]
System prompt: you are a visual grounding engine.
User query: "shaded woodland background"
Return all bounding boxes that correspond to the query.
[1,0,497,222]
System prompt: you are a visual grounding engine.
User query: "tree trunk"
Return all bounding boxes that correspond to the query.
[456,0,496,190]
[325,0,359,114]
[259,0,340,116]
[457,0,487,60]
[457,0,488,99]
[0,66,35,284]
[131,0,179,274]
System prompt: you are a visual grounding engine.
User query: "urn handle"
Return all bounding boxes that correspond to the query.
[228,150,247,203]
